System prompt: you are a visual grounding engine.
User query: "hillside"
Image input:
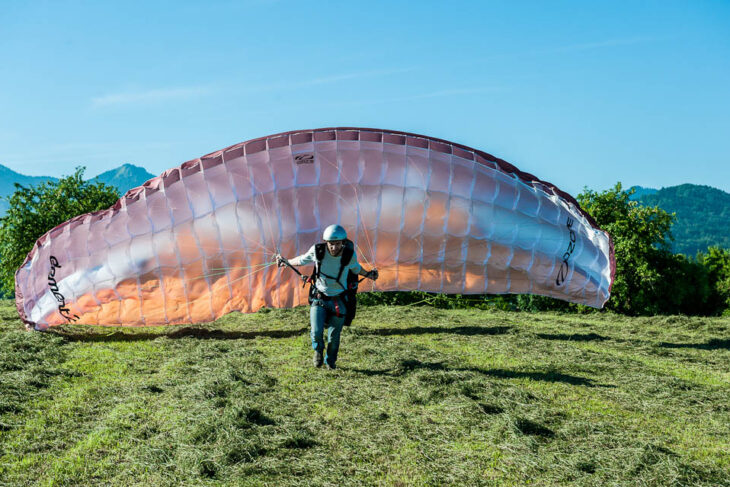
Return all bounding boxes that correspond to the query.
[1,303,728,486]
[90,163,155,194]
[637,184,730,255]
[0,165,56,216]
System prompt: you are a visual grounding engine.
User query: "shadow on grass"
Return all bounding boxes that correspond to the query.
[536,332,608,342]
[359,325,513,337]
[515,418,555,438]
[49,323,511,342]
[659,338,730,350]
[350,359,601,387]
[50,327,308,342]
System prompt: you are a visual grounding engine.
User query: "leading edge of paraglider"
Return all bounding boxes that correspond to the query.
[14,127,616,330]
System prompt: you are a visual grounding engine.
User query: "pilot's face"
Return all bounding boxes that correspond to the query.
[326,240,344,256]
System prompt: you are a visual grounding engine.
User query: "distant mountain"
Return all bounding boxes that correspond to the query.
[90,164,156,194]
[637,184,730,255]
[0,164,57,216]
[0,164,56,193]
[628,185,658,200]
[0,163,156,217]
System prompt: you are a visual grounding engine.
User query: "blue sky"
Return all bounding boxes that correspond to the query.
[1,0,728,195]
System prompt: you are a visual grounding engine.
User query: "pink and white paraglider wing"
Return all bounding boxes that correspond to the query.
[15,128,615,330]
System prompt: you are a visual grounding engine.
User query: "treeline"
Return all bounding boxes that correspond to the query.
[1,173,728,316]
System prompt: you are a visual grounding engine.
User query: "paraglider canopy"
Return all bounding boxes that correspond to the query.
[15,127,614,330]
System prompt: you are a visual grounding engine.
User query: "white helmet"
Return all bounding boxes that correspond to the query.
[323,224,347,241]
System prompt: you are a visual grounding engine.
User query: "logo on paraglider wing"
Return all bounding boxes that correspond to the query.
[294,153,315,165]
[555,217,576,286]
[48,256,79,322]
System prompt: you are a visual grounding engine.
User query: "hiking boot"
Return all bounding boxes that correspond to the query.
[325,362,336,370]
[313,351,323,368]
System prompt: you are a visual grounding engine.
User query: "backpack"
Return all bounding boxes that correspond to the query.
[307,239,359,326]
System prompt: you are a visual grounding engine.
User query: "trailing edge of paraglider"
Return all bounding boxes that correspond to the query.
[15,127,615,330]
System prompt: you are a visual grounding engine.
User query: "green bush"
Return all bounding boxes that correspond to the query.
[358,291,518,311]
[577,183,676,315]
[697,246,730,313]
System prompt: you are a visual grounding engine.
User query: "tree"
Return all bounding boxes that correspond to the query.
[0,167,120,296]
[577,183,677,315]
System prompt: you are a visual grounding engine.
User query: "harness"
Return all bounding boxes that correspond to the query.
[307,239,360,326]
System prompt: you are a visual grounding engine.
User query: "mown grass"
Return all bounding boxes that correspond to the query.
[1,299,729,486]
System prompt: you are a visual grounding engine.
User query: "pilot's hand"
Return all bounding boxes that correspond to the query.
[274,254,287,268]
[368,269,379,280]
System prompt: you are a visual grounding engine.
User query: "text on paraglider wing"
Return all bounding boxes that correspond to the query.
[48,256,79,322]
[294,153,314,165]
[555,217,576,286]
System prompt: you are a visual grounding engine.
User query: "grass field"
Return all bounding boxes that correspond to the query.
[1,299,729,486]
